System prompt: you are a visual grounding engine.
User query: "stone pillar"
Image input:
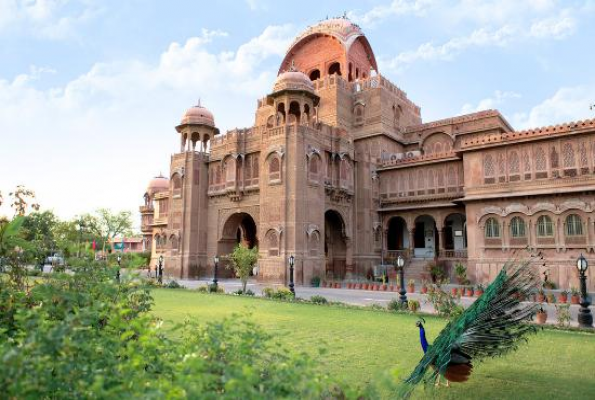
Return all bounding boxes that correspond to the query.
[502,221,509,251]
[587,216,593,252]
[557,216,565,252]
[409,229,415,258]
[438,229,446,258]
[345,237,354,279]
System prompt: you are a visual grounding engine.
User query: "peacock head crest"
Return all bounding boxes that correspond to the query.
[415,317,426,329]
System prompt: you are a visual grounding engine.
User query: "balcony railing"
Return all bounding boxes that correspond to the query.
[438,249,468,259]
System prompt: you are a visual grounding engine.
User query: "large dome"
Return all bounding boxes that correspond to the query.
[180,104,215,127]
[278,17,378,77]
[273,69,315,93]
[146,175,169,195]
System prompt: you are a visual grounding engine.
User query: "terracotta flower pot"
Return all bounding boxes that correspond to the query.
[466,289,474,297]
[476,290,483,297]
[334,282,341,289]
[536,311,547,324]
[571,294,580,304]
[451,288,458,296]
[536,294,546,303]
[558,294,568,303]
[458,288,465,296]
[380,284,387,291]
[421,286,428,294]
[407,285,415,293]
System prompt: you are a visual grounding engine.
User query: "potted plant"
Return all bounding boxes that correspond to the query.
[451,286,458,296]
[475,283,484,297]
[546,293,556,304]
[334,282,341,289]
[311,276,321,287]
[465,286,474,297]
[408,299,421,312]
[421,281,428,294]
[381,275,388,291]
[454,263,467,285]
[407,279,415,293]
[458,287,465,297]
[362,282,369,290]
[558,290,568,303]
[535,307,547,324]
[536,288,546,303]
[570,287,580,304]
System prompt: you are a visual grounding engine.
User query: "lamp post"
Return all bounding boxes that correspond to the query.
[213,255,220,289]
[577,254,593,329]
[288,254,295,295]
[397,255,407,307]
[158,255,164,284]
[116,254,121,283]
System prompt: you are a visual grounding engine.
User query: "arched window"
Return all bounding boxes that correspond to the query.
[309,69,320,81]
[509,151,520,174]
[309,156,320,182]
[566,214,583,236]
[484,154,495,178]
[563,143,576,168]
[510,216,526,238]
[269,156,281,182]
[328,62,341,76]
[266,230,279,256]
[536,215,554,237]
[485,218,500,238]
[170,235,179,250]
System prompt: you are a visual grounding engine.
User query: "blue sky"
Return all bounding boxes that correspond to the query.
[1,0,594,224]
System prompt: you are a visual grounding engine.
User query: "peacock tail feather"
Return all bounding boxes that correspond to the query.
[399,259,540,398]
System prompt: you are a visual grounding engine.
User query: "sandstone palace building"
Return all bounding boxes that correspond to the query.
[140,17,595,290]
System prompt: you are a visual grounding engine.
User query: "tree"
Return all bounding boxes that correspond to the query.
[227,244,259,292]
[22,211,58,264]
[8,186,40,217]
[0,216,29,259]
[84,209,133,254]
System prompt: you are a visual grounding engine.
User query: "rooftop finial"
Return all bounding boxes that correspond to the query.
[343,11,347,19]
[197,98,201,107]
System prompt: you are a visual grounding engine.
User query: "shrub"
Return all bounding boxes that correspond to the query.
[262,287,275,298]
[232,289,255,296]
[556,304,571,327]
[0,263,352,398]
[196,285,209,293]
[387,298,404,312]
[408,299,420,312]
[427,287,462,318]
[273,287,294,300]
[310,295,328,304]
[164,280,184,289]
[209,283,224,293]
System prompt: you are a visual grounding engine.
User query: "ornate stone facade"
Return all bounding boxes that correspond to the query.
[141,17,595,290]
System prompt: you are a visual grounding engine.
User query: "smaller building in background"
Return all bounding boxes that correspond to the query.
[109,237,145,253]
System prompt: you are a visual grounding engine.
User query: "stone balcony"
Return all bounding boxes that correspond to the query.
[139,205,154,214]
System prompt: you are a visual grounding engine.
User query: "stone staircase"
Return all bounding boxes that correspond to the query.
[405,258,431,283]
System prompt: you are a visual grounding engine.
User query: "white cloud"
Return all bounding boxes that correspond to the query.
[512,85,595,129]
[0,0,100,39]
[348,0,434,26]
[383,25,518,72]
[529,14,576,39]
[460,90,522,115]
[245,0,267,11]
[0,24,296,220]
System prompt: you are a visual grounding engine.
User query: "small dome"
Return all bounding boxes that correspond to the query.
[147,175,169,195]
[273,70,315,93]
[180,104,215,127]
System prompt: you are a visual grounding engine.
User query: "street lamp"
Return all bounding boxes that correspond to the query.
[397,255,407,307]
[116,254,121,283]
[576,254,593,329]
[213,255,220,289]
[288,254,295,295]
[158,255,164,284]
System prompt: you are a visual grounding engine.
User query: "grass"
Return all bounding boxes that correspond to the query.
[152,289,595,399]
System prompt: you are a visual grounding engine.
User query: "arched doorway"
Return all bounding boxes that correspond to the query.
[413,215,437,258]
[325,210,347,280]
[443,213,467,252]
[218,212,258,275]
[387,217,408,250]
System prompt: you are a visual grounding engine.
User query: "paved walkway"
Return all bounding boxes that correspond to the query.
[171,277,593,328]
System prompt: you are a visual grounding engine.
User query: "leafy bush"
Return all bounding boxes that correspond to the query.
[232,289,256,296]
[310,295,328,304]
[556,304,571,327]
[262,287,275,298]
[273,287,295,300]
[0,263,354,398]
[427,287,462,318]
[196,285,209,293]
[164,280,184,289]
[407,299,420,312]
[387,298,405,312]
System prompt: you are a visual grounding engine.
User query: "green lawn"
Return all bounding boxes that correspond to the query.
[152,289,595,399]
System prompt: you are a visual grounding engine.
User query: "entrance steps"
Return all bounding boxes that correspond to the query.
[405,258,431,283]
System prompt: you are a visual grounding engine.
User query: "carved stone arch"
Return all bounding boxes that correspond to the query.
[476,206,505,223]
[264,228,281,257]
[503,203,530,216]
[559,199,588,213]
[264,148,285,162]
[170,167,185,179]
[306,146,321,159]
[530,202,557,215]
[421,132,454,155]
[325,208,350,240]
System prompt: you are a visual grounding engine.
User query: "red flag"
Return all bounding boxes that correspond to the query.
[92,240,96,251]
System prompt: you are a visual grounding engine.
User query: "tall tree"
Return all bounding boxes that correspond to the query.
[85,209,133,254]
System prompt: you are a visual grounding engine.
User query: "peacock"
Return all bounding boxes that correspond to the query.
[400,260,541,397]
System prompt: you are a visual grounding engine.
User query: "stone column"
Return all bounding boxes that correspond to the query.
[557,216,565,252]
[409,229,415,258]
[345,237,354,279]
[502,221,509,251]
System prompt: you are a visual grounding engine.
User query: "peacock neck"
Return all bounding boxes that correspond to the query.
[419,325,429,353]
